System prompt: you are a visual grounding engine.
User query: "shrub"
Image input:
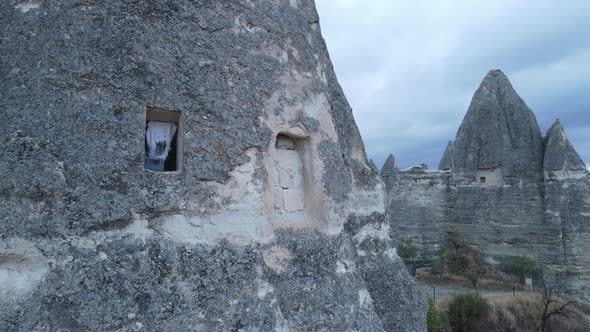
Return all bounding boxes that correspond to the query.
[397,239,418,275]
[438,292,590,332]
[397,239,418,261]
[445,234,487,276]
[430,245,448,276]
[466,272,479,288]
[447,250,470,274]
[430,262,443,276]
[435,245,448,276]
[427,299,442,332]
[448,293,490,332]
[446,245,491,276]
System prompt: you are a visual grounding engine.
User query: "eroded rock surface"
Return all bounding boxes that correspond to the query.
[0,1,425,330]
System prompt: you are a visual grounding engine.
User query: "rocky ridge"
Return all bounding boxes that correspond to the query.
[384,70,590,303]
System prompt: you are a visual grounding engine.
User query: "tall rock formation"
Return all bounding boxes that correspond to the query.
[452,69,544,182]
[380,154,399,177]
[542,119,590,301]
[438,141,454,171]
[544,119,586,171]
[384,70,590,302]
[0,1,425,330]
[443,72,556,271]
[380,154,399,192]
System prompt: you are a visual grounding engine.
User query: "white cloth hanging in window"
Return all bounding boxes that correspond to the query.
[145,121,177,171]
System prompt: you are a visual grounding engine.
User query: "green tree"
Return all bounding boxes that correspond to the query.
[511,256,535,284]
[397,239,418,276]
[466,271,479,289]
[448,293,490,332]
[432,245,448,276]
[427,299,442,332]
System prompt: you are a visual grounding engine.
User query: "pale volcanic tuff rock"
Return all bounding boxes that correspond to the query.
[384,170,451,264]
[379,154,400,193]
[451,69,544,182]
[380,154,399,177]
[438,141,453,170]
[544,119,587,171]
[544,169,590,303]
[0,1,425,331]
[543,121,590,302]
[385,70,590,303]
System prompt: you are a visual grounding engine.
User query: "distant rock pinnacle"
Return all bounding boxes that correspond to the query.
[368,159,379,173]
[450,69,544,179]
[438,141,454,170]
[544,119,586,171]
[380,154,398,177]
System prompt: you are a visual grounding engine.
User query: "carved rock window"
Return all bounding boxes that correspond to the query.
[145,107,183,172]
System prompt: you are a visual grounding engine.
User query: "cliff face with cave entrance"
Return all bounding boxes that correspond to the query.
[0,1,425,330]
[384,70,590,303]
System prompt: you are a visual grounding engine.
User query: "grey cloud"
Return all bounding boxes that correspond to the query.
[316,0,590,169]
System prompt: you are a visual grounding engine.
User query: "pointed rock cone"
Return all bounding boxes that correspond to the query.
[368,159,379,173]
[451,69,544,180]
[544,119,586,171]
[380,154,398,177]
[438,141,454,170]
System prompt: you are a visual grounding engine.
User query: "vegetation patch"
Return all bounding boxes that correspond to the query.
[447,292,490,332]
[434,291,590,331]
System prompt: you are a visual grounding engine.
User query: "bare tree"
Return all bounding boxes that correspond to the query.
[539,275,575,331]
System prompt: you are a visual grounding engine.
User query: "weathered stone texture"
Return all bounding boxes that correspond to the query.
[384,171,450,264]
[449,184,561,266]
[0,1,425,330]
[345,213,426,332]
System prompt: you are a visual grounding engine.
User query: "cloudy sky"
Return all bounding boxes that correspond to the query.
[316,0,590,169]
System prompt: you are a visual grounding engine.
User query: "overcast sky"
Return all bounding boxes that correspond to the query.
[316,0,590,169]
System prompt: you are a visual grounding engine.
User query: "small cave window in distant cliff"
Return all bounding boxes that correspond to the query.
[476,167,504,186]
[145,107,183,172]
